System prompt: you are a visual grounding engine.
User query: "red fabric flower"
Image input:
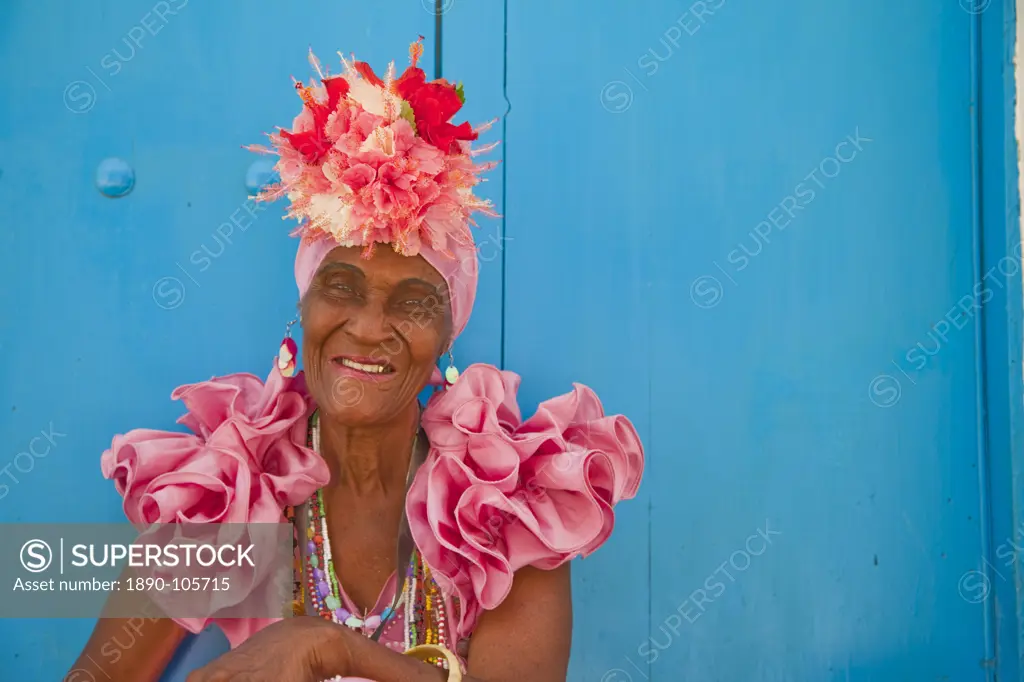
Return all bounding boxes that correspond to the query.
[323,76,350,110]
[280,76,351,164]
[394,68,478,154]
[395,65,427,100]
[354,61,385,87]
[280,128,330,165]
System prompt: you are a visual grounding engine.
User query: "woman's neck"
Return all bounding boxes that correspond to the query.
[318,401,420,498]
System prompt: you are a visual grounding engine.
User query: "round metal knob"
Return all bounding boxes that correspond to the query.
[95,157,135,198]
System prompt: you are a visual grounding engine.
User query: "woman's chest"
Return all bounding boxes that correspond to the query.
[330,520,399,611]
[298,496,402,611]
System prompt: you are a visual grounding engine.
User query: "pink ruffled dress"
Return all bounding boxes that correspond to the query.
[100,362,644,674]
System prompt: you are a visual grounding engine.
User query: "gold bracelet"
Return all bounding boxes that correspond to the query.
[403,644,463,682]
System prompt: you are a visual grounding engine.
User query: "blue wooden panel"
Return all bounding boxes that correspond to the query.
[441,0,506,368]
[0,2,441,680]
[978,2,1024,682]
[498,4,657,680]
[500,1,996,680]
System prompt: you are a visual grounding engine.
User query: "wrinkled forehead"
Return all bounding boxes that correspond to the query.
[295,235,479,343]
[313,245,447,290]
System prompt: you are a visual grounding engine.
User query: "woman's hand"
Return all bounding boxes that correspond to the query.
[185,616,350,682]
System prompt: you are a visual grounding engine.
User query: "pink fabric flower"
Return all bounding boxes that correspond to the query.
[100,367,330,647]
[353,110,383,138]
[341,164,376,192]
[406,364,645,637]
[291,107,315,134]
[413,177,441,207]
[372,162,418,216]
[408,139,445,175]
[324,106,353,140]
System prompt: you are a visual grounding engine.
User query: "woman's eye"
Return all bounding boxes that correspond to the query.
[393,298,434,317]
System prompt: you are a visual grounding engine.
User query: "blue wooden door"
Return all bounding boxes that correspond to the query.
[446,0,1019,681]
[1,1,1021,681]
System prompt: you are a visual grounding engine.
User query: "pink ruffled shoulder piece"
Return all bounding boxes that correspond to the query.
[406,363,645,636]
[100,366,330,647]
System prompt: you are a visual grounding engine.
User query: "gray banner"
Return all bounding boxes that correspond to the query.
[0,523,293,619]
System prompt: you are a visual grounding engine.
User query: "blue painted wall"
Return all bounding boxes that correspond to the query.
[1,1,1022,681]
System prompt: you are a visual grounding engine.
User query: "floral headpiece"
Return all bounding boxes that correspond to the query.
[249,37,498,260]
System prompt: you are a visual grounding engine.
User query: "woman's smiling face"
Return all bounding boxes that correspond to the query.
[300,245,452,425]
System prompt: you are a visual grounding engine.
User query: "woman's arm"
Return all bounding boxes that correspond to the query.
[66,616,187,682]
[463,562,573,679]
[65,563,188,682]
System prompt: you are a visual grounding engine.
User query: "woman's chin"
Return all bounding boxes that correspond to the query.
[319,375,408,424]
[322,402,386,426]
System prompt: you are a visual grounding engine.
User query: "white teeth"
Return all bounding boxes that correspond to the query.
[340,358,389,374]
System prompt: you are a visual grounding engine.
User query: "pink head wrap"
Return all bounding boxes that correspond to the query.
[294,235,479,342]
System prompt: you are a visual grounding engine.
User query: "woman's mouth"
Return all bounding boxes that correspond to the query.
[330,355,396,381]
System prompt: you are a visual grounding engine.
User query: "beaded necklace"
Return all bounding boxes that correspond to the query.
[283,410,453,674]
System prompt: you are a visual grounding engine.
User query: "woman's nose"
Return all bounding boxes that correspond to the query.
[345,297,394,346]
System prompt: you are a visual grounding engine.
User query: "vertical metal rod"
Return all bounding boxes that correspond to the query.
[434,0,443,80]
[968,4,998,678]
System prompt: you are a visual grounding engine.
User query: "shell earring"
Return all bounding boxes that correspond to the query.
[278,315,299,377]
[444,349,459,386]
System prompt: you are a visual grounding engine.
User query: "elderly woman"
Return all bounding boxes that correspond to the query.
[68,39,644,682]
